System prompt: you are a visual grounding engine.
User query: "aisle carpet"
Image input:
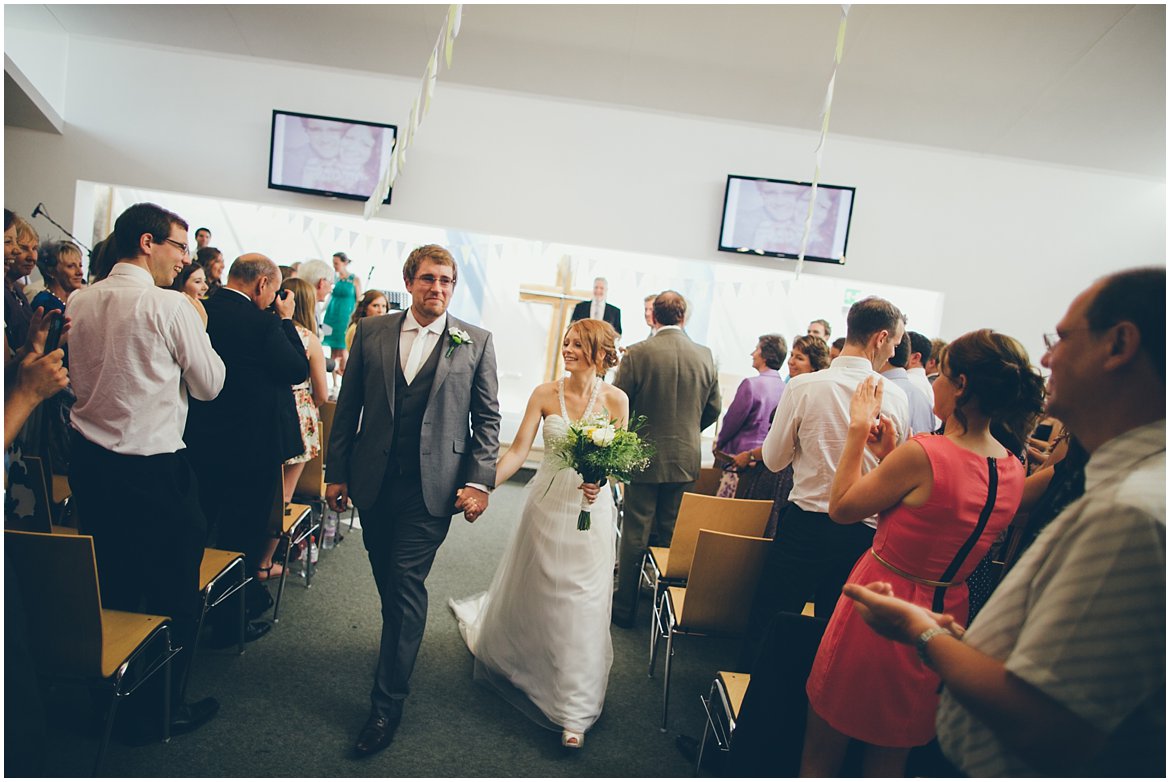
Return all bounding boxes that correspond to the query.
[37,473,740,777]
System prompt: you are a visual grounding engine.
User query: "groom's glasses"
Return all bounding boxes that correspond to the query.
[415,274,455,290]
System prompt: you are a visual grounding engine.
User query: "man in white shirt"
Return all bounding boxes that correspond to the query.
[739,295,909,668]
[68,202,226,741]
[906,330,939,428]
[881,332,936,435]
[847,268,1165,777]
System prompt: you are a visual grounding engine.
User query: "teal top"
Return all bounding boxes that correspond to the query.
[322,274,358,348]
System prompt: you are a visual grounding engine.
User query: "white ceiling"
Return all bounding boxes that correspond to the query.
[9,4,1167,178]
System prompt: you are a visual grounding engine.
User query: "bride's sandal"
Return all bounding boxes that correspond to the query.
[561,730,584,749]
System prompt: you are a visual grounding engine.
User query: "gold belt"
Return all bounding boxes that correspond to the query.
[869,549,960,588]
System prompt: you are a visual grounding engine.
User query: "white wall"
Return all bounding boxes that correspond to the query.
[5,36,1164,361]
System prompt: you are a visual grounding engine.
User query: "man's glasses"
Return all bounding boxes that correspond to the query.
[414,274,455,289]
[1042,327,1091,352]
[158,237,191,256]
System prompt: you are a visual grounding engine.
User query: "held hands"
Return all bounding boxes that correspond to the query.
[456,486,489,523]
[325,482,350,513]
[842,581,964,645]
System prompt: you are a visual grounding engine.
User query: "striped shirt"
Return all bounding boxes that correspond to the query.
[937,419,1166,776]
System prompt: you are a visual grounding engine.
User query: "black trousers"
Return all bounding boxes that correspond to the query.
[360,470,452,720]
[613,480,692,623]
[69,431,206,706]
[738,503,874,670]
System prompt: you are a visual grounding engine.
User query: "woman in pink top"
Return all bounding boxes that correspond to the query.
[800,329,1044,776]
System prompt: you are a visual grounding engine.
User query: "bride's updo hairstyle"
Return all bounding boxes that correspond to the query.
[939,329,1045,448]
[566,319,620,376]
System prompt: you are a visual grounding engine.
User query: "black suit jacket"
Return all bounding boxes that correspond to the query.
[185,288,308,466]
[570,300,622,335]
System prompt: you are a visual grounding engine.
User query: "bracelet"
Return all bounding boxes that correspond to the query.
[916,626,953,669]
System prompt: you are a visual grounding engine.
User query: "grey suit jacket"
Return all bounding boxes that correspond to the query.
[614,327,721,484]
[325,310,501,516]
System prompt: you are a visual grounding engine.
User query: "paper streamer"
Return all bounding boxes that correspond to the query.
[363,4,464,219]
[794,4,849,280]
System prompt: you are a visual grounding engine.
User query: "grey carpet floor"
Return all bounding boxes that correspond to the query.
[38,474,740,777]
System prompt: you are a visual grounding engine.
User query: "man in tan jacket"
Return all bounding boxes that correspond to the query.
[612,290,720,627]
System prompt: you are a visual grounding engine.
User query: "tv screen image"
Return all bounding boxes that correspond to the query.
[718,175,855,265]
[268,110,398,204]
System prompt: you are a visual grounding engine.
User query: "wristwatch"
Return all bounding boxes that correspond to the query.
[916,626,953,669]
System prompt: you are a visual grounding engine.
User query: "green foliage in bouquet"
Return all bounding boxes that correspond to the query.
[546,413,655,529]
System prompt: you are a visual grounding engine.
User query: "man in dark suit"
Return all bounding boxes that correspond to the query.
[612,290,720,627]
[571,276,622,335]
[185,253,308,641]
[326,244,501,757]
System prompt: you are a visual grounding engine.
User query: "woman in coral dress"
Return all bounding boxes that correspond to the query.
[800,329,1044,776]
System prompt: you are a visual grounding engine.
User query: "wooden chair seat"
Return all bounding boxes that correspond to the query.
[718,671,749,720]
[199,548,243,590]
[696,670,751,771]
[51,473,71,504]
[100,610,169,678]
[273,503,318,622]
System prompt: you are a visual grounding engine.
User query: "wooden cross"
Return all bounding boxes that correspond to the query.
[518,255,593,382]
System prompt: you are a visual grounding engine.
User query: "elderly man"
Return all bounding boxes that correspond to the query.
[185,254,307,642]
[611,290,720,627]
[68,202,225,740]
[847,268,1165,777]
[571,276,622,335]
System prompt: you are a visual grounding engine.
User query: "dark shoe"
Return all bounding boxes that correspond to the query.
[245,583,275,620]
[354,714,400,757]
[205,619,272,649]
[611,613,635,629]
[169,697,220,737]
[117,697,219,746]
[676,733,722,772]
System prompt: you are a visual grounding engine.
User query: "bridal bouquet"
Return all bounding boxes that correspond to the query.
[546,414,654,530]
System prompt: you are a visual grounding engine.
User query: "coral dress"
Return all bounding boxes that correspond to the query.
[805,434,1024,748]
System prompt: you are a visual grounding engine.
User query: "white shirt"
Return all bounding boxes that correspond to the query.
[68,263,225,456]
[936,419,1165,777]
[399,308,447,376]
[590,298,605,321]
[761,355,910,527]
[907,366,940,428]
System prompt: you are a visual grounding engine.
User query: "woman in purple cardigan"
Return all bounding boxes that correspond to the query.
[715,334,787,497]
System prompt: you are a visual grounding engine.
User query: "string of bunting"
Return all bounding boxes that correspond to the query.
[364,4,463,219]
[794,3,850,280]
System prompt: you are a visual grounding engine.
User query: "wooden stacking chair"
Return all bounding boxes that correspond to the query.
[6,455,79,535]
[649,529,770,730]
[272,502,318,621]
[181,548,250,696]
[691,466,723,496]
[696,670,750,772]
[5,530,178,775]
[640,493,771,660]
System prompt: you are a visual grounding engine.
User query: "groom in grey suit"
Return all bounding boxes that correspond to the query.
[326,244,500,757]
[612,291,721,627]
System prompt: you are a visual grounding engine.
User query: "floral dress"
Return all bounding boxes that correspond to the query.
[284,325,321,465]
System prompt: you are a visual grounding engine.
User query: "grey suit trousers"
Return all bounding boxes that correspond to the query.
[612,480,693,623]
[360,470,452,720]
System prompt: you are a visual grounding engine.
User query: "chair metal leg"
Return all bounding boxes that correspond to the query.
[94,688,119,776]
[274,533,291,622]
[661,624,675,732]
[180,589,214,702]
[162,630,172,744]
[237,566,247,654]
[696,686,714,774]
[648,588,663,677]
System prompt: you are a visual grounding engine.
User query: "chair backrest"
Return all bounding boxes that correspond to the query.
[5,530,104,677]
[692,467,723,496]
[294,401,336,500]
[663,493,772,579]
[678,529,770,635]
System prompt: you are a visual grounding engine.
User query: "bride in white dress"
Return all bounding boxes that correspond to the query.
[450,319,629,750]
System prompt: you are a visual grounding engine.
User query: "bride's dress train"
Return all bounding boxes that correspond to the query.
[450,381,616,734]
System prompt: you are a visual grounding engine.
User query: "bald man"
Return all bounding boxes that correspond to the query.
[185,253,308,641]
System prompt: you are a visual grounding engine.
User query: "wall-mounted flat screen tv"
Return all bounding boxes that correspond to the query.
[268,109,397,204]
[718,174,855,265]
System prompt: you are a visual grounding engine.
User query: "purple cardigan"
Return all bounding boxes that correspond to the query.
[716,369,785,454]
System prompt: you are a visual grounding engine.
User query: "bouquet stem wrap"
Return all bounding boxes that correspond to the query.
[576,472,607,531]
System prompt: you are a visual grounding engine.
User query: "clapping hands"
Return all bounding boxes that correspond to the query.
[851,376,897,460]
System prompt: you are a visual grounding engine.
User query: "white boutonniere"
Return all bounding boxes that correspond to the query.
[446,327,473,358]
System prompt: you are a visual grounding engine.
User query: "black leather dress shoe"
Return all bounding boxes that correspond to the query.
[611,613,635,629]
[354,714,400,757]
[205,619,272,649]
[170,697,220,737]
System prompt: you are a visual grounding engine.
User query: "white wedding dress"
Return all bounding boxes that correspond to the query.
[449,379,616,734]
